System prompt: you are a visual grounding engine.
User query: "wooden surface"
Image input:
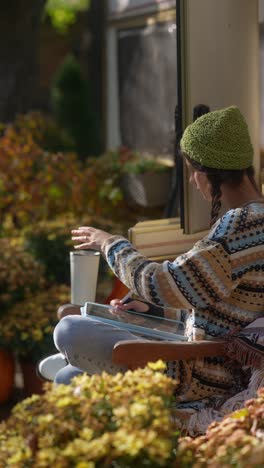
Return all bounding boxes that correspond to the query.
[112,339,226,368]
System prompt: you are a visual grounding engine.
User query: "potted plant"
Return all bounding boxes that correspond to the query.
[121,152,174,208]
[85,147,174,211]
[0,284,70,396]
[0,239,46,402]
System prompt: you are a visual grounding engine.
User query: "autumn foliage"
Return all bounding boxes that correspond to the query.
[0,112,132,362]
[0,113,90,229]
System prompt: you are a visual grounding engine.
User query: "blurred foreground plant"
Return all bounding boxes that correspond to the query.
[176,387,264,467]
[0,362,178,467]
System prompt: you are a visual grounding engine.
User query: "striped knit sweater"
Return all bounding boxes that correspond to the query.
[102,201,264,401]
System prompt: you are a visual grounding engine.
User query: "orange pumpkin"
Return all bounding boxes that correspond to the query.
[0,349,15,404]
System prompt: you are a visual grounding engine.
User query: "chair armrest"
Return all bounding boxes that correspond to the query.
[112,340,226,369]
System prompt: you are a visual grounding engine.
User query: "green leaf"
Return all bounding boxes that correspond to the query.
[47,185,64,199]
[45,0,90,34]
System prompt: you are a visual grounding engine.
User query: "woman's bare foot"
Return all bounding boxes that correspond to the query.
[57,303,81,320]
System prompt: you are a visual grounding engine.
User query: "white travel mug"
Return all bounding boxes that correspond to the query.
[70,250,100,305]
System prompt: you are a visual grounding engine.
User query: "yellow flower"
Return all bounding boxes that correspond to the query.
[21,332,29,340]
[76,463,95,468]
[37,448,57,462]
[38,413,54,424]
[32,329,43,341]
[113,430,145,457]
[56,396,74,408]
[147,437,173,462]
[80,428,94,441]
[129,401,148,418]
[113,406,128,419]
[63,440,91,457]
[147,360,166,371]
[8,447,32,463]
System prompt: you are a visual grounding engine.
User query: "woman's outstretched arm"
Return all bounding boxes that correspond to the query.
[71,226,234,311]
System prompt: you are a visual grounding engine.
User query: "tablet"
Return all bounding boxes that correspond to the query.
[81,302,187,341]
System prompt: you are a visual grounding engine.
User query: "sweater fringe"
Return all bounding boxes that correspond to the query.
[226,336,264,370]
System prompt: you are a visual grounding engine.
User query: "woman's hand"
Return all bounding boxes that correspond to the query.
[109,299,150,326]
[110,299,149,314]
[71,226,113,251]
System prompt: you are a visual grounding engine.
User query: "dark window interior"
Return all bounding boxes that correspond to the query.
[118,21,177,155]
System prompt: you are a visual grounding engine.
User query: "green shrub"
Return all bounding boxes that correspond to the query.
[51,54,101,159]
[24,222,71,285]
[23,214,129,286]
[13,111,75,153]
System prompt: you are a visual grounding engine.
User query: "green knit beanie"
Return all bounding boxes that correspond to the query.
[180,106,253,170]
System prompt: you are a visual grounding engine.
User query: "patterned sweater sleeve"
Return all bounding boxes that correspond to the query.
[101,233,237,310]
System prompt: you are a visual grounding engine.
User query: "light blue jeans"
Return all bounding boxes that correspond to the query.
[53,315,140,384]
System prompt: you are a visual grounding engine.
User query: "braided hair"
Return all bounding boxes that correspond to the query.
[184,155,259,226]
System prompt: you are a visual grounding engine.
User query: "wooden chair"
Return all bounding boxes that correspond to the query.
[112,339,226,370]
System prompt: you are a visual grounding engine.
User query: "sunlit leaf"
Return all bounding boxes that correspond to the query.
[45,0,90,34]
[47,185,64,199]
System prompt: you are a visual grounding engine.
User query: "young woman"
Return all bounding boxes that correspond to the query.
[39,106,264,418]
